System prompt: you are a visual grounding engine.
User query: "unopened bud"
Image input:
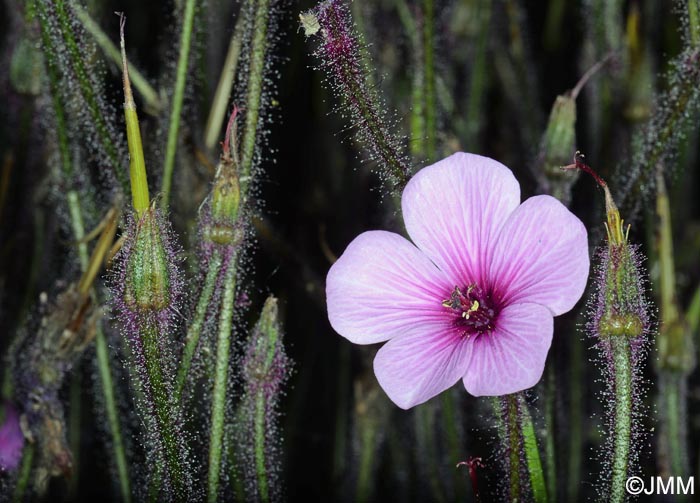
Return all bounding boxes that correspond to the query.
[123,208,173,312]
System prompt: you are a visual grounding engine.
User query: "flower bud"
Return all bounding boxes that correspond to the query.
[124,208,173,312]
[237,296,291,502]
[242,296,288,396]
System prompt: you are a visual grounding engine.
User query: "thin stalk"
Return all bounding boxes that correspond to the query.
[519,395,548,503]
[46,0,128,192]
[240,0,272,192]
[12,444,35,503]
[207,260,238,503]
[356,415,376,503]
[160,0,198,209]
[422,0,437,161]
[397,0,425,159]
[688,283,700,333]
[141,321,185,499]
[689,0,700,46]
[415,405,445,502]
[254,392,270,503]
[609,337,633,503]
[95,324,132,503]
[505,396,521,501]
[496,394,548,503]
[49,16,131,498]
[71,3,161,112]
[465,0,490,151]
[544,367,557,501]
[175,252,224,403]
[204,14,245,151]
[567,331,583,501]
[441,391,466,499]
[655,168,691,478]
[664,374,685,477]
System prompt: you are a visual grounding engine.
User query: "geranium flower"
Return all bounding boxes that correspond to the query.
[326,153,589,408]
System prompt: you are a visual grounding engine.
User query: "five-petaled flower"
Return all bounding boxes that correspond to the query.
[326,153,590,408]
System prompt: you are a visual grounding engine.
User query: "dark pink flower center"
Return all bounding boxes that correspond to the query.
[442,284,499,338]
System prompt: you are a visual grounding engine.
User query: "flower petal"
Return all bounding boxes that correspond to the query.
[488,195,589,315]
[462,303,553,396]
[327,230,450,344]
[402,152,521,287]
[373,326,472,409]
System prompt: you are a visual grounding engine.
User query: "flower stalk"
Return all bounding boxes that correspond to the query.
[494,394,548,503]
[38,0,128,193]
[111,17,188,499]
[160,0,198,209]
[303,0,412,193]
[236,296,291,502]
[654,167,693,480]
[565,153,652,503]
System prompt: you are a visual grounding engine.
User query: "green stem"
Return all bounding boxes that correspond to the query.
[688,283,700,333]
[663,373,686,477]
[689,0,700,46]
[141,321,184,500]
[204,14,244,151]
[175,252,223,403]
[519,395,548,503]
[207,259,237,503]
[356,414,376,503]
[441,391,466,499]
[47,0,128,192]
[465,0,490,151]
[415,404,444,502]
[422,0,437,161]
[71,3,161,112]
[55,47,131,499]
[567,331,584,501]
[95,324,132,503]
[402,0,425,159]
[544,368,557,501]
[610,337,632,503]
[12,444,35,503]
[160,0,198,209]
[254,392,270,503]
[496,394,548,503]
[239,0,271,193]
[505,396,521,501]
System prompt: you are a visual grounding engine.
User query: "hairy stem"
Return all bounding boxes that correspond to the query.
[160,0,198,208]
[175,252,223,403]
[46,15,131,497]
[141,321,184,499]
[610,337,632,503]
[43,0,128,192]
[240,0,272,192]
[207,259,237,502]
[254,392,270,503]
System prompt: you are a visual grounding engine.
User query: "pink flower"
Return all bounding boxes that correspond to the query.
[326,153,589,408]
[0,402,24,472]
